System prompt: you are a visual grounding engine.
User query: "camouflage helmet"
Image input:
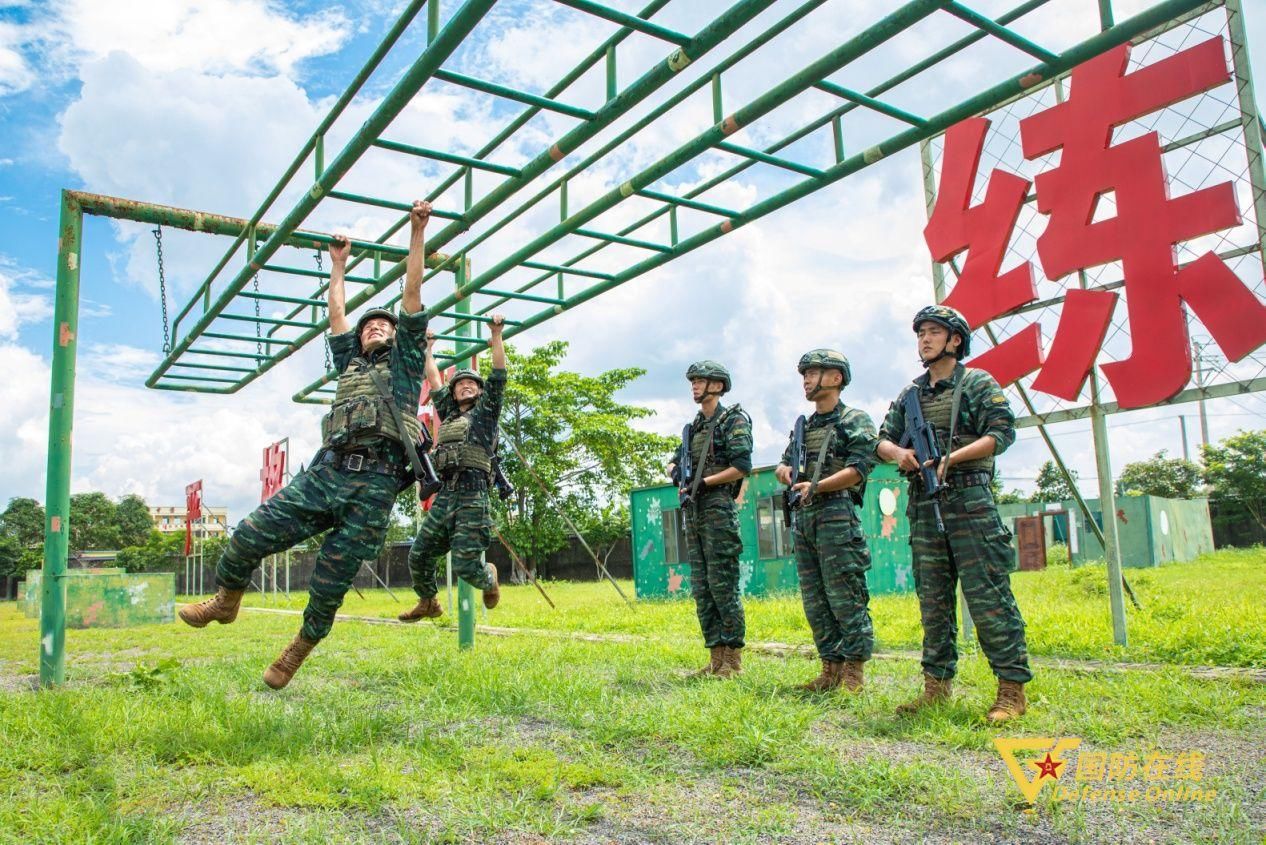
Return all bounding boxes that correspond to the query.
[450,368,485,391]
[913,304,971,358]
[797,348,851,387]
[355,307,398,336]
[685,360,731,394]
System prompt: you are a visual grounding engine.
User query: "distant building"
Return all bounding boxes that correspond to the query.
[148,505,229,537]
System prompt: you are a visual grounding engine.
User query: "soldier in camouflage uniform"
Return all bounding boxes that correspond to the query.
[179,200,436,689]
[398,314,506,619]
[776,349,877,693]
[666,361,752,678]
[876,305,1032,723]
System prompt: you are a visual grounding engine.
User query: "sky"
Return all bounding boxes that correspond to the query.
[1,0,1264,524]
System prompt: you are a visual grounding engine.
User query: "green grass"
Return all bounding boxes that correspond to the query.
[238,547,1266,668]
[1,549,1263,843]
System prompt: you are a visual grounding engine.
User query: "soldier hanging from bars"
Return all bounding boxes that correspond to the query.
[179,200,437,690]
[397,309,507,620]
[876,305,1032,723]
[666,361,753,678]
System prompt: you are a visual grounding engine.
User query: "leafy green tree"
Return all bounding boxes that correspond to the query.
[990,477,1026,505]
[1,497,44,547]
[1030,460,1078,503]
[116,530,185,573]
[496,341,677,575]
[69,492,121,551]
[1117,450,1202,499]
[1202,429,1266,533]
[0,534,23,580]
[114,494,154,548]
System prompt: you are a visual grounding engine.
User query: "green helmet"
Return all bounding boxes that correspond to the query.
[796,348,851,387]
[450,368,485,390]
[685,360,731,394]
[913,304,971,358]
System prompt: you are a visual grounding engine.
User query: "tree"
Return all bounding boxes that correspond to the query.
[1202,429,1266,533]
[990,478,1026,505]
[114,494,153,548]
[1030,460,1078,503]
[0,534,23,580]
[496,341,677,575]
[116,530,185,573]
[574,503,631,578]
[1,497,44,548]
[1117,450,1202,499]
[69,492,121,552]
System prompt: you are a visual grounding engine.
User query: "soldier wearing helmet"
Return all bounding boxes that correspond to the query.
[775,348,878,694]
[666,360,753,678]
[876,305,1032,723]
[181,199,437,690]
[399,312,509,622]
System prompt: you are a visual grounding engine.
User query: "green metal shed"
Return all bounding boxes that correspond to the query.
[630,463,913,600]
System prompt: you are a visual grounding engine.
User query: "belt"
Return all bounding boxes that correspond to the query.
[948,470,992,489]
[318,449,406,479]
[442,469,489,491]
[802,489,847,505]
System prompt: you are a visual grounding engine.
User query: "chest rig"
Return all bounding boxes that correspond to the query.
[434,409,494,476]
[918,374,993,474]
[321,356,421,451]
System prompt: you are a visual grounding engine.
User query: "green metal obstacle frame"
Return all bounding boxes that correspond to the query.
[42,0,1243,687]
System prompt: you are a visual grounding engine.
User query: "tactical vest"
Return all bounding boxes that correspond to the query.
[321,357,421,450]
[917,373,994,474]
[433,412,493,475]
[804,420,847,479]
[690,406,737,476]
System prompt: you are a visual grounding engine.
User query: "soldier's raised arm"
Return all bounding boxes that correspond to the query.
[327,234,351,335]
[402,200,432,315]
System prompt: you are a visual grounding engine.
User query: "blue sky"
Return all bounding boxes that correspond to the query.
[1,0,1265,522]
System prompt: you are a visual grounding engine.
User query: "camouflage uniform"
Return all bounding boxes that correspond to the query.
[673,404,753,649]
[781,402,878,664]
[879,363,1032,684]
[406,368,506,597]
[215,310,427,642]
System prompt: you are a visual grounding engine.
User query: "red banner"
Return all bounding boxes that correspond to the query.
[260,441,287,502]
[184,480,203,556]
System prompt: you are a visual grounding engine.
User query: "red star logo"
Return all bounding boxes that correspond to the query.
[1035,752,1064,780]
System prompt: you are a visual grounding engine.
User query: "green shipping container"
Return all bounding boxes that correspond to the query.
[631,463,914,599]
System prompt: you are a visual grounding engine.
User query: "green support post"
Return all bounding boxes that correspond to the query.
[41,190,83,687]
[455,257,477,651]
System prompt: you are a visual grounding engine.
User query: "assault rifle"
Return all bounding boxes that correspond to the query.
[781,415,807,526]
[898,389,946,534]
[669,422,694,506]
[491,453,515,502]
[415,424,443,500]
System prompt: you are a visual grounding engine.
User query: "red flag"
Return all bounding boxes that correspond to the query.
[184,480,203,556]
[260,441,287,502]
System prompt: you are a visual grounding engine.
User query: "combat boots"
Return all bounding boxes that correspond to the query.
[178,587,245,628]
[839,660,865,693]
[896,673,953,715]
[800,659,843,692]
[986,679,1027,723]
[714,646,743,678]
[688,646,724,678]
[482,562,500,609]
[263,634,318,690]
[398,597,443,622]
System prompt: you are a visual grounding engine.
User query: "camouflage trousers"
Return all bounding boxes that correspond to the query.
[216,460,399,641]
[407,479,495,599]
[909,483,1032,683]
[684,490,745,649]
[792,495,874,663]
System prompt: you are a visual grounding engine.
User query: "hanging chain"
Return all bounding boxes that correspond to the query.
[152,227,171,354]
[253,269,262,356]
[316,249,331,372]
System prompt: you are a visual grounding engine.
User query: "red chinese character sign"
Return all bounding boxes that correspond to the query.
[184,480,203,556]
[260,441,287,502]
[925,37,1266,410]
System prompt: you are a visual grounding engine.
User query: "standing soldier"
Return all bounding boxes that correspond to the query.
[398,313,507,620]
[667,361,752,678]
[776,350,877,693]
[179,200,436,689]
[876,305,1031,723]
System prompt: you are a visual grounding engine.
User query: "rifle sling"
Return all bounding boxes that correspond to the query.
[365,365,425,485]
[942,370,970,477]
[806,426,836,502]
[689,407,729,502]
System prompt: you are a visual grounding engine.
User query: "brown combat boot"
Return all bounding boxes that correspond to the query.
[986,679,1027,723]
[714,646,743,678]
[839,660,865,693]
[896,674,953,715]
[178,587,245,628]
[263,634,318,690]
[482,562,500,609]
[800,659,843,692]
[688,646,723,678]
[398,597,443,622]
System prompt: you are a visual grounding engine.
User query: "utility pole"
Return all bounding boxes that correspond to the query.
[1178,415,1190,461]
[1194,341,1210,449]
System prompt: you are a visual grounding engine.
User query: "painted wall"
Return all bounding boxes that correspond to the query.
[23,570,176,628]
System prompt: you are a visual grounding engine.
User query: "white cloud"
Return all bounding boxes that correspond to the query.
[0,22,34,95]
[0,260,52,339]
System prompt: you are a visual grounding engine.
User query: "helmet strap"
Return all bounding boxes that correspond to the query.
[920,334,959,369]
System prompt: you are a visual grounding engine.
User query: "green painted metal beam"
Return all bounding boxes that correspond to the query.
[637,189,739,217]
[476,288,567,305]
[814,80,928,126]
[520,260,615,280]
[553,0,691,46]
[328,189,464,220]
[435,311,523,326]
[170,362,257,373]
[434,69,597,119]
[944,1,1061,63]
[261,264,382,285]
[219,313,318,330]
[575,227,674,252]
[239,290,327,308]
[158,374,243,385]
[715,141,826,177]
[188,347,273,361]
[203,330,296,345]
[372,139,523,176]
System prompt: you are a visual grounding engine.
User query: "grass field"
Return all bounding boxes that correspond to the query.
[1,550,1263,843]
